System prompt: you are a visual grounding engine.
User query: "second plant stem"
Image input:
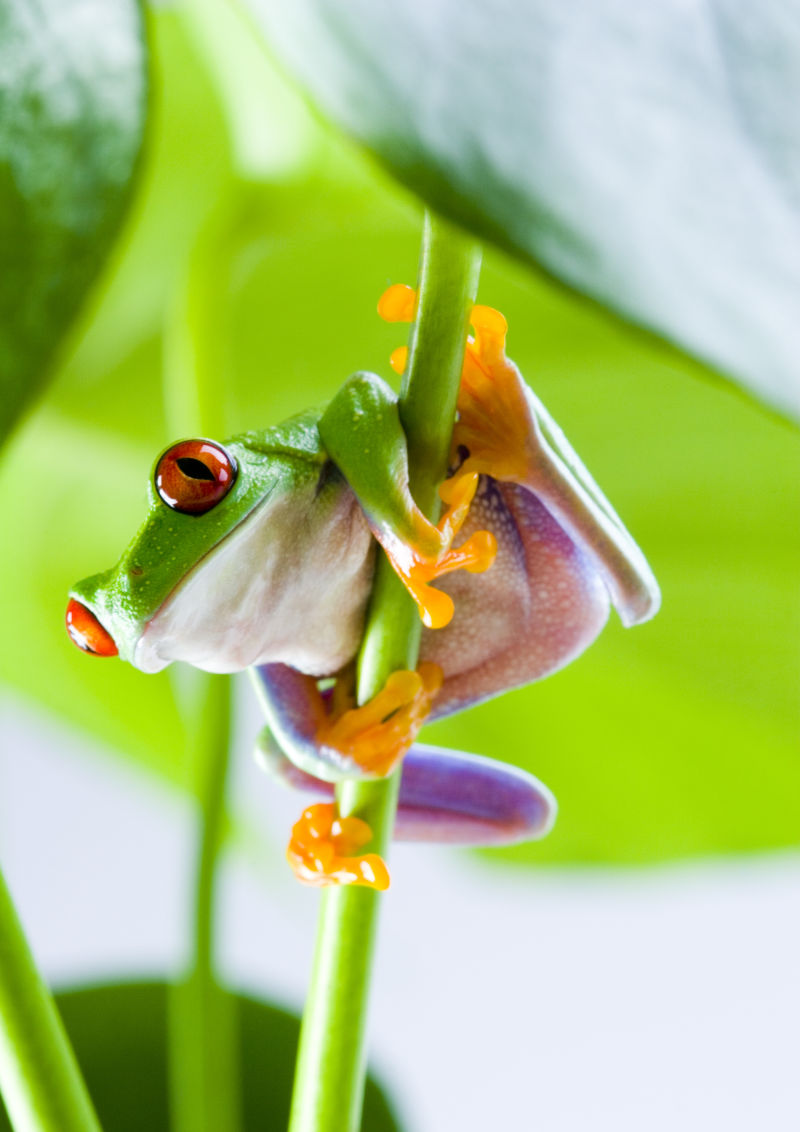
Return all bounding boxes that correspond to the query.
[165,199,241,1132]
[169,674,239,1132]
[288,213,482,1132]
[0,866,101,1132]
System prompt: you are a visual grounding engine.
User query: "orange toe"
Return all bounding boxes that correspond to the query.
[395,469,497,628]
[287,803,391,890]
[377,284,417,323]
[317,664,442,777]
[455,303,534,483]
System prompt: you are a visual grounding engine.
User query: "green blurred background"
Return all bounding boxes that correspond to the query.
[3,5,798,869]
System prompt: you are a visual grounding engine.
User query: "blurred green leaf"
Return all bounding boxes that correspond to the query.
[244,0,800,421]
[0,414,191,786]
[0,0,148,444]
[0,983,403,1131]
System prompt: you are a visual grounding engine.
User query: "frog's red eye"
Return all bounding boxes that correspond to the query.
[65,599,118,657]
[155,440,237,515]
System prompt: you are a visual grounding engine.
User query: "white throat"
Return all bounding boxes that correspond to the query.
[134,483,374,676]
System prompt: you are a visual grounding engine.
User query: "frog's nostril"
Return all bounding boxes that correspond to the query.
[65,599,118,657]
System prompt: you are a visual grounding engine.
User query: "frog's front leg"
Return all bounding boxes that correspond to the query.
[250,661,441,889]
[318,373,496,629]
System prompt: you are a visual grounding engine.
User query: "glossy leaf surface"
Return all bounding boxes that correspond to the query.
[0,0,148,443]
[245,0,800,420]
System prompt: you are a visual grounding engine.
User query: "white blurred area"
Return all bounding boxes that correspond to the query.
[1,688,798,1132]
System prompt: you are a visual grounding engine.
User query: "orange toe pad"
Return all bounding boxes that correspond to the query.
[318,663,443,777]
[454,304,533,483]
[287,803,390,890]
[396,470,497,629]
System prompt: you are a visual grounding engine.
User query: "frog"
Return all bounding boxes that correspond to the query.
[66,286,660,891]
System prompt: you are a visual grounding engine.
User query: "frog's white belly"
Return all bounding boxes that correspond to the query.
[135,484,375,676]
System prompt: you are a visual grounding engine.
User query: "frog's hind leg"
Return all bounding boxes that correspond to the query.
[250,660,442,782]
[285,801,391,891]
[399,745,556,845]
[382,288,658,627]
[455,304,660,627]
[252,660,443,889]
[257,734,556,848]
[421,478,613,720]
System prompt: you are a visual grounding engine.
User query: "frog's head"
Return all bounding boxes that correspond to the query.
[66,435,302,672]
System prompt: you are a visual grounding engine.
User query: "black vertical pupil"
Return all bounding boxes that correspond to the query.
[176,457,216,481]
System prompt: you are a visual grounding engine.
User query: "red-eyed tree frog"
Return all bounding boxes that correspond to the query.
[66,287,660,891]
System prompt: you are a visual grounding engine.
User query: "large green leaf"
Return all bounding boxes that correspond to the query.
[0,0,148,444]
[0,984,402,1131]
[244,0,800,421]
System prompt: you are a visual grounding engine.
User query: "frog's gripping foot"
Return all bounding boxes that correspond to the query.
[287,803,390,890]
[318,662,443,777]
[379,284,533,488]
[395,471,497,629]
[378,285,527,629]
[455,304,535,484]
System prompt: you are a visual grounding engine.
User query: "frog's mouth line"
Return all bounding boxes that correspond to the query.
[132,480,280,672]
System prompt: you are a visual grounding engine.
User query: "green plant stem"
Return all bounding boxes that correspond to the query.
[288,213,482,1132]
[192,677,233,1008]
[0,865,101,1132]
[169,675,240,1132]
[165,210,241,1132]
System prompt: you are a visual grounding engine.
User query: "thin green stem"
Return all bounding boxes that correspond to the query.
[164,204,241,1132]
[168,675,240,1132]
[0,865,101,1131]
[192,678,233,989]
[288,213,482,1132]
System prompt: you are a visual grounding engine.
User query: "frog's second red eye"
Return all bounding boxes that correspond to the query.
[155,440,237,515]
[65,599,118,657]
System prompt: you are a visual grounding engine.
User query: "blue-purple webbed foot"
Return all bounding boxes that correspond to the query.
[256,732,556,847]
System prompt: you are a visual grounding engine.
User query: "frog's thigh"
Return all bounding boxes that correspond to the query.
[250,663,348,783]
[396,744,555,844]
[257,739,555,846]
[422,480,610,717]
[256,725,335,789]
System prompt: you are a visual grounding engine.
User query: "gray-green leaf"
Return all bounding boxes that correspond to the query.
[244,0,800,421]
[0,0,148,443]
